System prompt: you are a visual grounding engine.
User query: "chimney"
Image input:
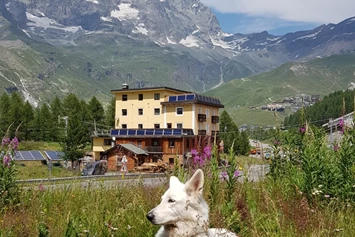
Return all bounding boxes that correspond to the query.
[122,83,129,89]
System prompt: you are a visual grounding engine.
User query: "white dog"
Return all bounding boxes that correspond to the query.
[146,169,238,237]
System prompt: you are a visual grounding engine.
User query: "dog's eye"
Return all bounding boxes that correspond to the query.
[168,199,175,203]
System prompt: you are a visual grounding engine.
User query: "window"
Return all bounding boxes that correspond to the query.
[206,108,210,117]
[103,139,111,146]
[167,123,172,128]
[138,140,142,148]
[176,107,183,115]
[154,108,160,115]
[138,94,143,101]
[121,124,127,128]
[169,158,175,165]
[138,108,143,115]
[122,94,127,101]
[169,139,175,147]
[154,93,160,100]
[154,124,160,128]
[153,139,159,146]
[186,139,190,148]
[176,123,183,129]
[138,124,143,129]
[122,109,127,116]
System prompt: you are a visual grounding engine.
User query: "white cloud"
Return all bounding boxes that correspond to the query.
[201,0,355,24]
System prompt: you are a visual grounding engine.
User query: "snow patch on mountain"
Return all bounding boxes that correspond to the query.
[210,37,231,49]
[133,23,148,35]
[26,12,82,33]
[111,3,140,20]
[179,35,200,47]
[294,30,322,41]
[86,0,99,4]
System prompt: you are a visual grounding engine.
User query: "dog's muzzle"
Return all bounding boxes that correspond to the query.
[146,211,155,223]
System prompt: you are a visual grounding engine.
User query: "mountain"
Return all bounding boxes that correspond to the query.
[0,0,355,106]
[204,54,355,126]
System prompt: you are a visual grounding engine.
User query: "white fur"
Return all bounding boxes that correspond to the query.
[147,169,238,237]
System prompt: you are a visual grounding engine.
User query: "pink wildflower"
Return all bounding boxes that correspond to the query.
[221,171,228,180]
[333,145,339,151]
[1,137,10,147]
[39,183,45,192]
[299,127,306,134]
[10,137,19,150]
[3,154,11,168]
[233,170,240,178]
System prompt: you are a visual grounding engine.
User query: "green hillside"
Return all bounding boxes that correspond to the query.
[205,54,355,126]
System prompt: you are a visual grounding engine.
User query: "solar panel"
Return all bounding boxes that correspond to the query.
[128,130,136,135]
[14,151,45,161]
[155,129,163,135]
[186,94,195,100]
[169,96,177,102]
[120,130,128,136]
[44,151,65,161]
[164,129,172,135]
[146,130,154,135]
[111,130,119,136]
[173,129,182,135]
[177,95,185,101]
[137,130,145,135]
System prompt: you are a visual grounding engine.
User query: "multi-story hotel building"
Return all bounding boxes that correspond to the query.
[92,84,224,171]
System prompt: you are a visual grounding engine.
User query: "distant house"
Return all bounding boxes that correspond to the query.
[322,112,354,144]
[92,85,224,171]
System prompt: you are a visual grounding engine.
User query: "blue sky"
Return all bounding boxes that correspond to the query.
[201,0,355,36]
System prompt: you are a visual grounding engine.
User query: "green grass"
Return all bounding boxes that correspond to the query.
[15,162,78,180]
[205,54,355,126]
[2,175,355,236]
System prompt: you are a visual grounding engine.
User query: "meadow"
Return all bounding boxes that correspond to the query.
[2,125,355,236]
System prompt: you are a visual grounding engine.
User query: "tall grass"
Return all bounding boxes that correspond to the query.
[2,136,355,236]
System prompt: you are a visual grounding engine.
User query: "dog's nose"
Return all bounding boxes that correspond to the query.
[146,212,155,222]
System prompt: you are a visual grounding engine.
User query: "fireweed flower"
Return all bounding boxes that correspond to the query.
[339,118,345,134]
[299,127,306,134]
[10,137,19,150]
[333,144,339,151]
[233,170,240,178]
[3,154,11,168]
[1,137,10,147]
[221,171,228,180]
[38,183,45,192]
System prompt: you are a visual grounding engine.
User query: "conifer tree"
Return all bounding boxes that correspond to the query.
[105,96,116,127]
[219,110,241,155]
[0,93,11,137]
[50,97,64,142]
[61,94,88,167]
[8,93,24,137]
[21,101,34,140]
[88,96,105,125]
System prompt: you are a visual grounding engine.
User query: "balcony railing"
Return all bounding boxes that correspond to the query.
[198,130,207,136]
[211,130,220,136]
[198,114,207,122]
[145,146,163,153]
[211,116,219,123]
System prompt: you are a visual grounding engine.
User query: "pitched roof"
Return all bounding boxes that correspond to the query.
[120,143,148,155]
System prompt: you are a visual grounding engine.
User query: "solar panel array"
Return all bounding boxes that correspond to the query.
[111,129,194,136]
[14,150,45,161]
[167,93,222,105]
[44,151,65,161]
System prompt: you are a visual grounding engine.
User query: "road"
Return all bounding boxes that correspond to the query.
[21,164,270,191]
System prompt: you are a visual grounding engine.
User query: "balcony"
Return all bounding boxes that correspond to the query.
[198,114,207,122]
[211,130,220,137]
[198,130,207,136]
[145,146,163,153]
[211,116,219,123]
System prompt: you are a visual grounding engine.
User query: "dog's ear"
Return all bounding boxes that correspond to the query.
[169,176,181,187]
[185,169,204,195]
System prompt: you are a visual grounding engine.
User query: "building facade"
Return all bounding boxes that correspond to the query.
[92,85,224,171]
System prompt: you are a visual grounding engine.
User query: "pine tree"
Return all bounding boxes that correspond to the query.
[88,96,105,125]
[0,93,11,137]
[31,107,43,141]
[50,97,64,142]
[240,131,250,156]
[61,94,89,167]
[219,110,241,155]
[105,96,116,127]
[21,101,34,140]
[40,104,53,141]
[8,93,24,137]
